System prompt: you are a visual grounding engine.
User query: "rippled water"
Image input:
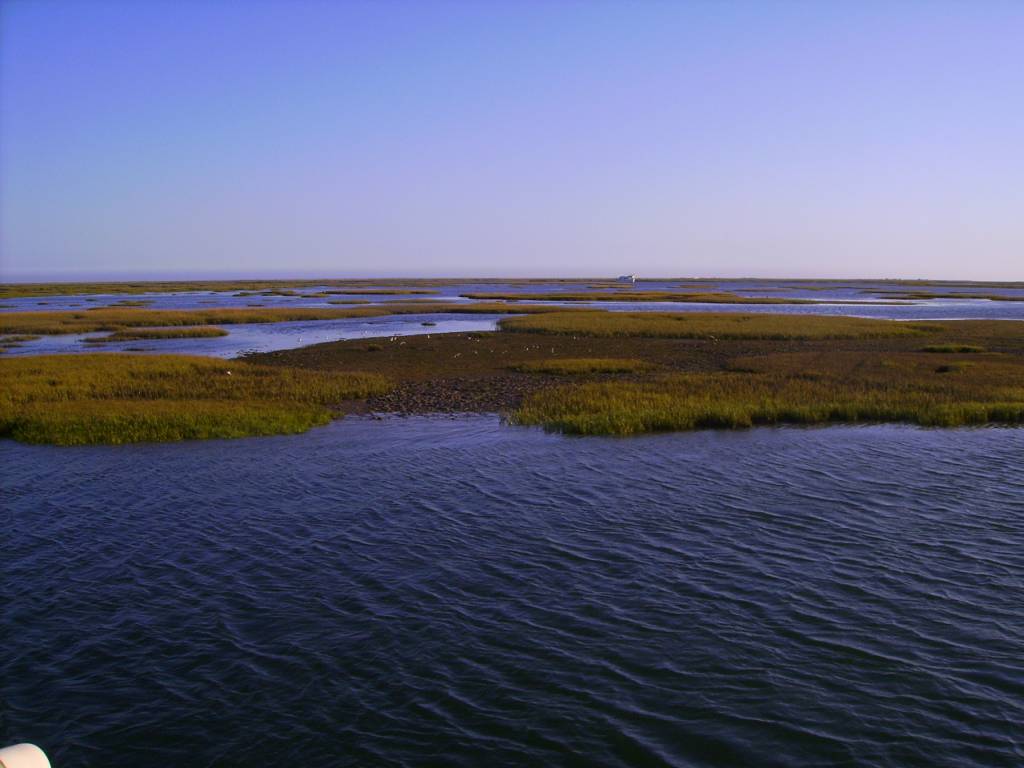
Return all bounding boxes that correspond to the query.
[3,314,502,358]
[3,419,1022,767]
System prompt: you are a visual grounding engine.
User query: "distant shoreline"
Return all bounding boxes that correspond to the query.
[3,276,1024,297]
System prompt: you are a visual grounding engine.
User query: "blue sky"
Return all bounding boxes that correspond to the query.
[1,0,1021,279]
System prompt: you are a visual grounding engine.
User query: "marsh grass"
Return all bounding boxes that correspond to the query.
[232,289,304,296]
[6,400,339,445]
[0,281,366,299]
[381,300,580,316]
[324,289,440,295]
[513,351,1024,435]
[0,307,381,334]
[241,288,440,296]
[512,358,653,375]
[0,302,575,335]
[462,291,902,305]
[873,280,1024,289]
[83,326,230,343]
[500,311,935,340]
[0,354,390,445]
[0,278,607,299]
[465,290,813,303]
[872,291,1024,302]
[0,280,400,299]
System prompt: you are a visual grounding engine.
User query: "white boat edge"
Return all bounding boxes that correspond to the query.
[0,744,50,768]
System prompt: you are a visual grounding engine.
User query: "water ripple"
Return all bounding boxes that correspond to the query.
[2,420,1023,767]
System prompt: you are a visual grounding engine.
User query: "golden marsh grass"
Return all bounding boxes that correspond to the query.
[873,291,1024,302]
[500,311,936,340]
[512,358,653,375]
[0,302,574,336]
[0,278,645,299]
[0,307,382,335]
[0,354,390,444]
[513,351,1024,435]
[83,326,230,342]
[462,290,905,305]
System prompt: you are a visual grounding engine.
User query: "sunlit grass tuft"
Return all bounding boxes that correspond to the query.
[0,354,390,445]
[512,358,652,375]
[500,311,934,340]
[83,326,229,343]
[513,351,1024,434]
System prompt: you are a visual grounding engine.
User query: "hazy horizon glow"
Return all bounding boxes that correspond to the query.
[2,1,1022,280]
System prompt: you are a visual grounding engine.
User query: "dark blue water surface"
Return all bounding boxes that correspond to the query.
[3,419,1023,767]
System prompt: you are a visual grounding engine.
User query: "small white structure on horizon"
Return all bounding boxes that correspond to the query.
[617,274,637,283]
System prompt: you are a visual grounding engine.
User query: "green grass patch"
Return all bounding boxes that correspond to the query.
[83,326,230,343]
[0,307,383,335]
[871,291,1024,301]
[0,280,491,299]
[0,302,575,336]
[0,281,338,299]
[512,358,652,375]
[324,289,440,295]
[461,290,897,305]
[233,289,302,297]
[0,354,391,445]
[500,311,933,340]
[513,351,1024,435]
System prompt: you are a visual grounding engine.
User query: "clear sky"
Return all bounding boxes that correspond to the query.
[1,0,1021,280]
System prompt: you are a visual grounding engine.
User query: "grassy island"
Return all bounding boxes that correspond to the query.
[0,279,453,299]
[867,290,1024,302]
[254,312,1024,436]
[0,301,574,336]
[460,290,907,305]
[498,311,935,339]
[83,326,230,343]
[2,309,1022,443]
[0,355,389,445]
[512,352,1024,434]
